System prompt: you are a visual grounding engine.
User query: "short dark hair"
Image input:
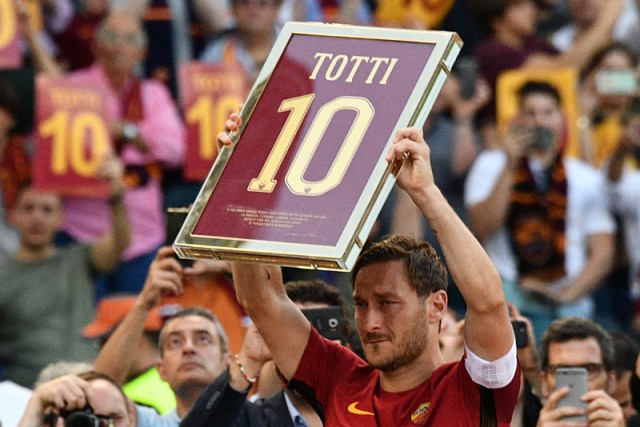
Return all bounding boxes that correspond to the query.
[584,41,638,78]
[350,235,448,299]
[468,0,526,35]
[285,279,356,344]
[610,331,640,376]
[159,307,228,356]
[517,80,562,107]
[539,317,615,371]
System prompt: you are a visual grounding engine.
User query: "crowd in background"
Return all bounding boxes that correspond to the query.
[2,0,640,425]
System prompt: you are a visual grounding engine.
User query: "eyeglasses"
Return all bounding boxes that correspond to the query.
[545,363,606,380]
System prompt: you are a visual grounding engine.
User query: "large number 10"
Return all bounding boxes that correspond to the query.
[248,94,374,196]
[39,111,109,176]
[0,0,17,48]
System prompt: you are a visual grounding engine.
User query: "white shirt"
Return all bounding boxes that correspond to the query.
[464,150,615,287]
[0,381,31,427]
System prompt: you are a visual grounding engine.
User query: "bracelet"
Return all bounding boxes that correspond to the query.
[233,354,259,384]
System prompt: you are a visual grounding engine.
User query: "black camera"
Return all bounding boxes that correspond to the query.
[54,407,101,427]
[302,307,344,343]
[528,126,554,152]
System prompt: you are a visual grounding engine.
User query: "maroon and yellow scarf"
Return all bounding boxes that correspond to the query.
[507,155,567,282]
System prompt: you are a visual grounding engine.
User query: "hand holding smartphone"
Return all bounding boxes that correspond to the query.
[555,367,588,422]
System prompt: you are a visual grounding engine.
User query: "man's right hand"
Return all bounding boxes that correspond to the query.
[33,374,91,415]
[216,111,243,153]
[228,324,273,391]
[537,386,587,426]
[137,246,183,310]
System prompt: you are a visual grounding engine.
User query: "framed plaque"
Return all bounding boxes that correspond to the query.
[174,22,462,271]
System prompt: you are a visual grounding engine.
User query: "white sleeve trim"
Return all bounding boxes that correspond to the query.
[464,340,517,389]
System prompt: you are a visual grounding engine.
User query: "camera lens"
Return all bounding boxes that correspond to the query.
[529,126,554,151]
[64,411,100,427]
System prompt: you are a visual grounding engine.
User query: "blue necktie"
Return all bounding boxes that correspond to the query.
[294,415,308,427]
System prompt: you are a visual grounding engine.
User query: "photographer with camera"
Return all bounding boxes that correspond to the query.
[17,371,134,427]
[465,80,616,342]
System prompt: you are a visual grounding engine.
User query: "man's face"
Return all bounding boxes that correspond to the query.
[86,378,133,427]
[611,370,636,421]
[94,15,145,77]
[498,0,537,37]
[541,338,611,397]
[232,0,280,36]
[157,315,226,393]
[520,92,564,149]
[11,189,62,251]
[353,259,433,372]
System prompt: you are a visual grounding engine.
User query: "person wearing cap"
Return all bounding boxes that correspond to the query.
[82,295,175,415]
[92,247,230,424]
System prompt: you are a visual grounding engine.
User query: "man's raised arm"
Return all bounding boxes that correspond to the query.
[386,127,514,362]
[230,263,310,381]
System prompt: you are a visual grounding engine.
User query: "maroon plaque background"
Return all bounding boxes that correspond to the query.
[193,35,435,247]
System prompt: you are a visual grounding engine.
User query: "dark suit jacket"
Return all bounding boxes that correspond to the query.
[180,369,295,427]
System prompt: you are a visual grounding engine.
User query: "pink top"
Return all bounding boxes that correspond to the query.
[62,64,186,260]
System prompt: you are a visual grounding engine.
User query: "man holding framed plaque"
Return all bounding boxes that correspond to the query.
[221,117,521,425]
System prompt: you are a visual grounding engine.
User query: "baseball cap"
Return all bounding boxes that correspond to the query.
[82,296,165,339]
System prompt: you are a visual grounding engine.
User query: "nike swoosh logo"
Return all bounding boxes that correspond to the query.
[348,402,375,416]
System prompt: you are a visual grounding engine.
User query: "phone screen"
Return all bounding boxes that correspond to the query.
[595,69,638,95]
[556,367,588,422]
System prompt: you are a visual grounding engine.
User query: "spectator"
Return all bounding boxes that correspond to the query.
[0,155,130,388]
[465,80,615,340]
[550,0,639,53]
[576,42,639,167]
[81,295,175,414]
[0,78,31,264]
[50,12,186,299]
[536,317,624,425]
[222,116,521,424]
[182,279,357,426]
[200,0,283,87]
[507,304,543,427]
[92,247,230,424]
[468,0,623,123]
[610,331,640,421]
[16,371,135,427]
[606,112,640,332]
[109,0,234,97]
[0,381,31,427]
[54,0,110,71]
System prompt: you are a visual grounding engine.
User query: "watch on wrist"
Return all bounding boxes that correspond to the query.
[122,122,139,141]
